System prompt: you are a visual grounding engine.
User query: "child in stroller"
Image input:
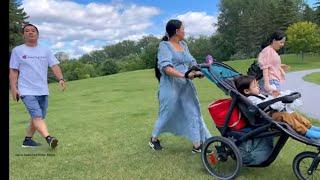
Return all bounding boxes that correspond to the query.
[234,75,320,139]
[197,60,319,180]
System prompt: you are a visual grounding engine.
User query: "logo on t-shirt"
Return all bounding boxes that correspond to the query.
[21,55,46,60]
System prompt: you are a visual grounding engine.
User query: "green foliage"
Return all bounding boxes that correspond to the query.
[303,72,320,85]
[286,21,320,54]
[103,40,140,59]
[274,0,302,31]
[186,36,215,63]
[302,3,317,23]
[315,0,320,25]
[97,60,120,76]
[9,0,29,54]
[59,61,98,81]
[209,34,236,61]
[139,36,160,69]
[217,0,306,59]
[117,54,145,72]
[79,50,107,64]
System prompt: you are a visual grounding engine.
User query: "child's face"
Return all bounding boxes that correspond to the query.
[244,80,260,95]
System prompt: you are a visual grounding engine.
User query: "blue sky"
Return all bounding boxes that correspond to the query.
[19,0,318,58]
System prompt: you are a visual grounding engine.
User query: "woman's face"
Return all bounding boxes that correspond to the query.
[175,24,185,40]
[272,37,286,51]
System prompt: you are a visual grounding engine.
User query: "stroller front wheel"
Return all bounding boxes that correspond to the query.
[293,151,320,180]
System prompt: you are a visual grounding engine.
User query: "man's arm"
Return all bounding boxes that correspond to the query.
[51,65,66,91]
[9,69,19,101]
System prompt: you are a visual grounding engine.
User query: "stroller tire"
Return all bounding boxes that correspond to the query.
[293,151,319,180]
[201,136,242,180]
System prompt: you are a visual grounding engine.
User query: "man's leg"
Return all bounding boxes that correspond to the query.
[21,95,58,148]
[25,119,36,137]
[32,117,58,148]
[22,119,41,147]
[32,117,50,137]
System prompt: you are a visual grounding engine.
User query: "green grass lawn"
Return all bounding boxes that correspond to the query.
[9,54,320,180]
[303,72,320,85]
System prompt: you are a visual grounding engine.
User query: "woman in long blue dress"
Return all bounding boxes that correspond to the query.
[149,19,212,153]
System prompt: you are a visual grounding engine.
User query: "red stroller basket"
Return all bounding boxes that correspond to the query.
[208,98,247,131]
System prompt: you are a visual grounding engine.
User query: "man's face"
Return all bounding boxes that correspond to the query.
[23,25,39,42]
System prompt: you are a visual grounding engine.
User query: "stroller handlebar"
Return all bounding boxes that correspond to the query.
[258,92,302,110]
[280,92,301,103]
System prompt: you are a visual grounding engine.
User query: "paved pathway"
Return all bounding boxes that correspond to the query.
[282,69,320,120]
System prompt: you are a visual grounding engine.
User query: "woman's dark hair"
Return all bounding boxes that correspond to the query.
[234,75,256,96]
[22,23,39,34]
[155,19,183,82]
[260,30,286,50]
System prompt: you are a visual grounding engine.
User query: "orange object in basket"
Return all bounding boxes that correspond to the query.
[209,154,218,165]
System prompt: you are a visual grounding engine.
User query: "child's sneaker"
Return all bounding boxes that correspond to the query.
[46,136,59,149]
[305,129,320,139]
[149,138,163,150]
[22,138,41,148]
[310,126,320,132]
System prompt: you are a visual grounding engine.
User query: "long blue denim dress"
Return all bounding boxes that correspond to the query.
[151,41,212,144]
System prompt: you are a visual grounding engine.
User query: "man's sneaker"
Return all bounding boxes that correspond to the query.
[46,136,59,149]
[149,138,163,150]
[22,139,41,148]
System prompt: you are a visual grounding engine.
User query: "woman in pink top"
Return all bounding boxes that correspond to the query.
[258,30,290,96]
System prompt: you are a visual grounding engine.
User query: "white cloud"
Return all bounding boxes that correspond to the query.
[21,0,160,58]
[52,42,64,49]
[176,12,217,37]
[79,44,103,54]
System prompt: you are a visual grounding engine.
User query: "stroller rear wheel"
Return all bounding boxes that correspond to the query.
[293,151,319,180]
[201,136,242,180]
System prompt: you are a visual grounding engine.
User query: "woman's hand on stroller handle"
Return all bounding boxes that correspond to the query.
[184,65,204,79]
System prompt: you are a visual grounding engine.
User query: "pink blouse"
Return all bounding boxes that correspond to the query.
[258,46,285,83]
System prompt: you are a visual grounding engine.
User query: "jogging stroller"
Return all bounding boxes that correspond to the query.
[189,61,320,180]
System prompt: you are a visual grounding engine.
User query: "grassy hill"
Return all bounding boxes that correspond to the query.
[303,72,320,85]
[9,54,320,179]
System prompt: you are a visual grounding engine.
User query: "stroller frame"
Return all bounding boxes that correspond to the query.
[197,61,320,180]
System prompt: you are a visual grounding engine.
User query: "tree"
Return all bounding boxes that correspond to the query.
[286,21,320,60]
[140,39,160,69]
[9,0,29,54]
[187,36,215,62]
[209,33,236,61]
[217,0,304,59]
[117,54,144,72]
[79,50,107,64]
[137,35,159,50]
[55,51,69,62]
[315,0,320,25]
[302,3,316,23]
[98,60,120,76]
[103,40,140,59]
[274,0,303,31]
